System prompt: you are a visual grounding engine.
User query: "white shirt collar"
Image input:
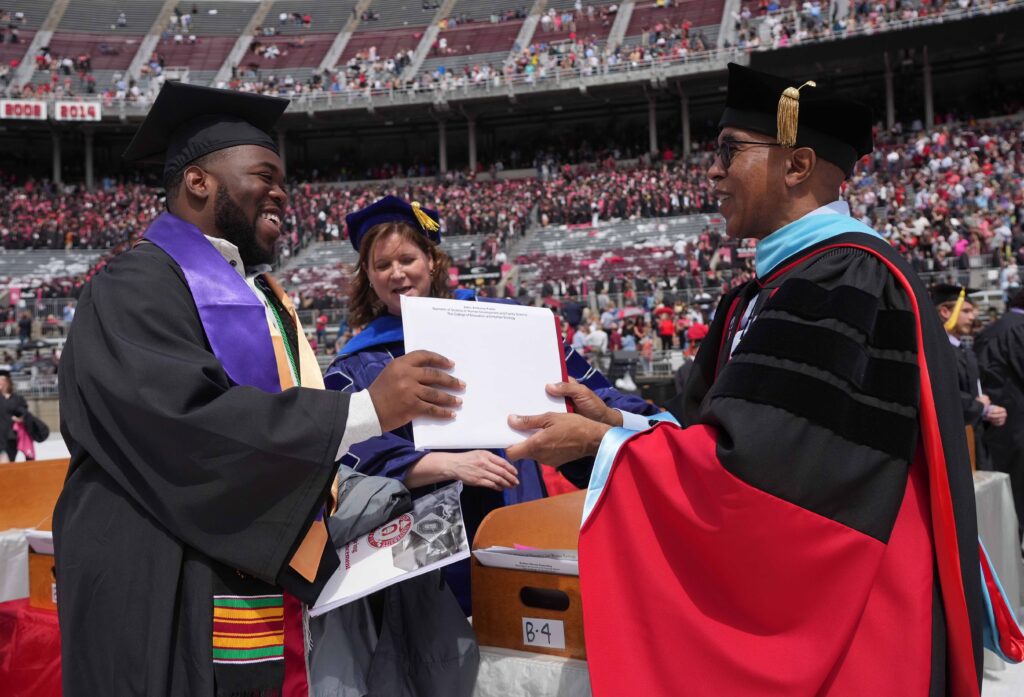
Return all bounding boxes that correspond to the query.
[203,235,273,279]
[204,235,245,278]
[947,333,961,347]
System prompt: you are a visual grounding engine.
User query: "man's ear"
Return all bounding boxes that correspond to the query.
[182,164,214,202]
[785,146,816,188]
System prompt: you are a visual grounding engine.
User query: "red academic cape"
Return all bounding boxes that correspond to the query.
[579,237,997,696]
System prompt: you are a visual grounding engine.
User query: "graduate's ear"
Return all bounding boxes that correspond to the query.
[182,164,214,203]
[784,146,816,189]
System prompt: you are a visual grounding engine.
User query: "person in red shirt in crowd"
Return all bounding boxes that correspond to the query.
[685,317,708,356]
[657,312,676,350]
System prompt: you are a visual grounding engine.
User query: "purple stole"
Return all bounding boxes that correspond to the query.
[144,211,281,393]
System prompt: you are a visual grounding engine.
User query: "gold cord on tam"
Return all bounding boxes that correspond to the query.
[411,201,440,233]
[944,288,966,332]
[777,80,816,148]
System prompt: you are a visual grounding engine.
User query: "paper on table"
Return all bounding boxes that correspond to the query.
[400,295,567,449]
[472,546,579,576]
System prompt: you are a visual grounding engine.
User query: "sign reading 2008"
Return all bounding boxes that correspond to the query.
[0,99,46,120]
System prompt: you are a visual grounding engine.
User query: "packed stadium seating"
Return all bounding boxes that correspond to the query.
[514,214,723,293]
[4,0,1015,102]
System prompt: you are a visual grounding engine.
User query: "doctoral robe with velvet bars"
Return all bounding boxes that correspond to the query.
[579,233,986,697]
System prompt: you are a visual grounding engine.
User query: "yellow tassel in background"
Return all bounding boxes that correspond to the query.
[777,81,816,147]
[411,201,440,233]
[944,288,966,332]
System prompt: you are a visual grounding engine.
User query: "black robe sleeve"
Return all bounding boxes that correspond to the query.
[58,244,350,585]
[955,347,985,428]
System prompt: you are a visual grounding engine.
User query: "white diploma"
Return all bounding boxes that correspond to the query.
[400,295,567,449]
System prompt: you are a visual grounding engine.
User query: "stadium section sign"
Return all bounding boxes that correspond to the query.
[451,264,506,283]
[55,101,101,121]
[0,99,46,120]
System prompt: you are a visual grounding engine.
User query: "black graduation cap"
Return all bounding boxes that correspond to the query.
[122,81,288,180]
[718,63,873,174]
[930,283,979,306]
[346,195,442,252]
[0,368,10,378]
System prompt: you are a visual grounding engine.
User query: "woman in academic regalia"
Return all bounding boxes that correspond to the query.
[324,195,658,614]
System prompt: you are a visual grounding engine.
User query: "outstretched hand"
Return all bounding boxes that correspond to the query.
[368,350,464,432]
[505,412,611,467]
[545,379,623,426]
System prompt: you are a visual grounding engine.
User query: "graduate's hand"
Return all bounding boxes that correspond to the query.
[505,413,611,467]
[545,380,623,426]
[369,350,464,432]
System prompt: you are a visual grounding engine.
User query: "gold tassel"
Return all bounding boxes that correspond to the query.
[776,80,816,148]
[411,201,440,233]
[944,288,966,332]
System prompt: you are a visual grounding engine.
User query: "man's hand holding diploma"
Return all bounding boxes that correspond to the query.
[506,380,617,466]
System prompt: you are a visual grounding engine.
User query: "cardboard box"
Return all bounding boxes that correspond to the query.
[471,491,587,660]
[0,459,66,611]
[26,527,56,611]
[29,550,57,611]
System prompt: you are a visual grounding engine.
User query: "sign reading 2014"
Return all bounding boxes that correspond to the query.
[55,102,102,122]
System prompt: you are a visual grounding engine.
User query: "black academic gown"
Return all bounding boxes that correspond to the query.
[974,309,1024,538]
[662,234,984,695]
[0,392,28,459]
[951,338,990,469]
[55,244,350,696]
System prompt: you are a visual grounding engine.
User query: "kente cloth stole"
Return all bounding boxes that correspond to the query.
[143,213,330,697]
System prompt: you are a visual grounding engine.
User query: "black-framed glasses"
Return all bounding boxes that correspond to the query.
[716,139,782,170]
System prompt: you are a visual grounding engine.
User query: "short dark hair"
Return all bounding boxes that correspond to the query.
[1009,288,1024,311]
[163,151,222,210]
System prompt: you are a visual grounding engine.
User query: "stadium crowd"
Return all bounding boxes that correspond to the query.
[2,118,1022,342]
[730,0,1003,50]
[8,0,1014,102]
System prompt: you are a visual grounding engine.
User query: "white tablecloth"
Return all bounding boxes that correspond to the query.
[474,647,590,697]
[974,470,1024,672]
[0,528,29,603]
[974,471,1023,613]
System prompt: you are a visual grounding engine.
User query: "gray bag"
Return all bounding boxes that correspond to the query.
[309,469,480,697]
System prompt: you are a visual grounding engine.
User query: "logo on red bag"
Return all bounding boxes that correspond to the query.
[367,514,412,548]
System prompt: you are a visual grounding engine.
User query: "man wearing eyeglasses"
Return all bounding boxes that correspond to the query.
[506,63,1002,695]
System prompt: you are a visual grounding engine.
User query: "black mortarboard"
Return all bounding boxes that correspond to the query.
[930,283,979,306]
[122,82,288,180]
[718,63,873,174]
[346,195,442,252]
[0,369,10,378]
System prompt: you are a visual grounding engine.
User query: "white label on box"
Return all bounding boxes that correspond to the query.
[522,617,565,650]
